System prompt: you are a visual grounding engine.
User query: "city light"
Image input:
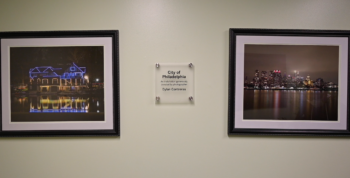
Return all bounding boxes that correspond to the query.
[245,69,337,91]
[84,75,89,83]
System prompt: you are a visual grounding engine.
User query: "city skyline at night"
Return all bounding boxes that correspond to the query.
[244,68,338,90]
[244,44,339,84]
[243,44,339,120]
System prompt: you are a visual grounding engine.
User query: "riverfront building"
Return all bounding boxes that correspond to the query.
[28,63,87,93]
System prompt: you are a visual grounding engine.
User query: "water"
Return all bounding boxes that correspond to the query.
[11,95,104,122]
[244,90,338,121]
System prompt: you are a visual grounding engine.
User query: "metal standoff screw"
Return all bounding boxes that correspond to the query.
[189,63,193,68]
[156,96,160,101]
[156,63,159,68]
[189,96,193,101]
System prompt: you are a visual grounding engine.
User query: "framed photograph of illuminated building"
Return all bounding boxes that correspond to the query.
[0,30,119,136]
[228,29,350,136]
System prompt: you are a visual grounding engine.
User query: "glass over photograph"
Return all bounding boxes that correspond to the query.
[10,46,105,122]
[243,45,339,121]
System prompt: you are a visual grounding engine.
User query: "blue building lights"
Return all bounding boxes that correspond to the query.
[29,63,86,80]
[29,63,87,92]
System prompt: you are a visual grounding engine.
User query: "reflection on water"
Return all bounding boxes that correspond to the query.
[244,90,338,121]
[11,95,104,113]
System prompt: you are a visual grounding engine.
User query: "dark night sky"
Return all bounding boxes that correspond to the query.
[10,46,104,85]
[244,45,339,83]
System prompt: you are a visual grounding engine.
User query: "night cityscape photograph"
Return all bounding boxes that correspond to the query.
[10,46,105,122]
[243,44,339,121]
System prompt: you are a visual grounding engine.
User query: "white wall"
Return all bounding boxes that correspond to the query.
[1,0,350,178]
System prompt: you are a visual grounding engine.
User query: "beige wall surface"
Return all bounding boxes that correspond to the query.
[1,0,350,178]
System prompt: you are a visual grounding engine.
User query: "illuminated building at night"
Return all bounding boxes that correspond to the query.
[273,70,282,87]
[253,70,260,89]
[28,63,87,93]
[260,71,268,88]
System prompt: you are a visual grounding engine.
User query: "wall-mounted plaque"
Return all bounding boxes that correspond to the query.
[155,63,194,104]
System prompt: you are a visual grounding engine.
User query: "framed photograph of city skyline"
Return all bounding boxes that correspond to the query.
[228,29,350,136]
[0,30,119,136]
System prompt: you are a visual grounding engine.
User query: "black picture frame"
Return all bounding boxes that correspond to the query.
[228,28,350,136]
[0,30,119,136]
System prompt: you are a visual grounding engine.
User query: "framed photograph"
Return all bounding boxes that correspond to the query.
[228,29,350,136]
[0,30,119,136]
